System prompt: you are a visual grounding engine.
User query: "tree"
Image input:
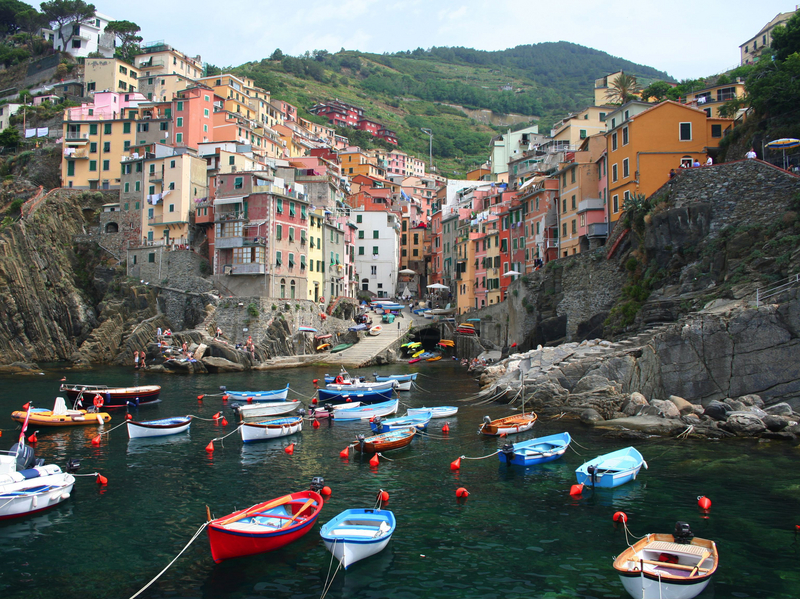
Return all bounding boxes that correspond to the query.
[771,12,800,62]
[16,8,47,45]
[606,72,641,105]
[0,0,31,34]
[270,48,283,61]
[104,20,141,62]
[0,126,21,150]
[640,80,672,102]
[40,0,96,53]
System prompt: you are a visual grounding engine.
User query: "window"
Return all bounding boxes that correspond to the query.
[104,124,111,134]
[571,169,576,184]
[168,203,175,213]
[277,198,283,213]
[371,265,377,275]
[562,198,567,213]
[124,183,129,193]
[176,117,183,127]
[234,177,243,189]
[90,142,97,153]
[289,227,295,242]
[123,122,131,134]
[124,141,130,150]
[572,219,577,234]
[176,133,183,143]
[356,214,362,223]
[358,231,364,239]
[623,158,629,178]
[359,246,365,255]
[612,163,618,182]
[613,195,619,213]
[177,101,184,111]
[679,122,692,141]
[288,253,295,268]
[89,160,97,172]
[372,246,379,255]
[168,182,175,190]
[562,222,567,237]
[148,253,155,263]
[275,251,282,266]
[300,255,306,270]
[711,124,722,138]
[276,225,282,240]
[579,129,587,139]
[622,127,629,146]
[102,141,110,153]
[204,108,209,117]
[90,124,98,135]
[611,132,618,151]
[373,230,379,239]
[170,160,176,169]
[72,39,81,49]
[289,201,296,217]
[301,206,306,220]
[571,195,576,210]
[135,181,140,192]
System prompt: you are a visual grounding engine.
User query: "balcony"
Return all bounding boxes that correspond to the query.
[215,211,247,222]
[148,215,188,226]
[65,132,90,143]
[587,222,609,238]
[230,262,265,275]
[149,172,163,182]
[64,148,89,159]
[216,236,243,249]
[577,198,605,213]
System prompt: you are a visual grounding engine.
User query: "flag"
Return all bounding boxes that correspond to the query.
[17,403,32,451]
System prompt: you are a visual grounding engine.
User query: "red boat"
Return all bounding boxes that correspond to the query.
[59,384,161,409]
[206,490,323,563]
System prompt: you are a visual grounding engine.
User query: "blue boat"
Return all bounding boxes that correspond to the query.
[224,384,289,402]
[320,508,396,569]
[498,432,571,466]
[329,400,399,422]
[370,411,431,433]
[575,446,646,489]
[374,373,418,383]
[318,386,394,405]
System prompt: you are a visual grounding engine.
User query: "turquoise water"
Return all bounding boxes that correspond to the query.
[0,362,797,599]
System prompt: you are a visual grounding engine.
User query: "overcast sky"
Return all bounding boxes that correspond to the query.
[39,1,797,80]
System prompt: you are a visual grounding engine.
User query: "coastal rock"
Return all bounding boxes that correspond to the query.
[724,398,747,412]
[580,408,604,424]
[668,394,694,415]
[621,392,649,416]
[723,413,767,436]
[737,394,765,408]
[527,380,569,407]
[764,402,793,416]
[629,392,648,406]
[762,415,788,432]
[593,415,688,436]
[201,356,246,372]
[759,431,797,441]
[572,374,616,395]
[703,401,731,421]
[650,399,681,418]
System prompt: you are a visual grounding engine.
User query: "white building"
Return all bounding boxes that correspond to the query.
[44,12,115,59]
[490,124,544,181]
[0,104,23,131]
[352,209,400,299]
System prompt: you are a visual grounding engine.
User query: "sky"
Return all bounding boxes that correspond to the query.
[36,1,798,80]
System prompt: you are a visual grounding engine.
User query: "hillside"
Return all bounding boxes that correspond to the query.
[233,42,672,177]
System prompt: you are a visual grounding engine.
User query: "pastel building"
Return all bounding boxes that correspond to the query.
[46,12,115,58]
[135,43,204,81]
[740,10,798,64]
[84,58,140,95]
[352,209,401,299]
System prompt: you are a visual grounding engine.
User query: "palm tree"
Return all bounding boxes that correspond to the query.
[607,73,642,105]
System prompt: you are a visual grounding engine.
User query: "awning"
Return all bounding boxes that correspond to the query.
[214,196,245,205]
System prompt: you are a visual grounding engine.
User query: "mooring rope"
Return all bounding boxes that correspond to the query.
[98,421,127,436]
[288,387,317,401]
[128,521,209,599]
[210,425,242,447]
[622,519,648,547]
[459,450,500,460]
[319,538,344,599]
[186,415,224,422]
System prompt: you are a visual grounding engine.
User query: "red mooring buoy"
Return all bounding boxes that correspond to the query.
[698,496,712,510]
[91,435,101,446]
[339,446,350,459]
[613,511,628,523]
[321,486,332,496]
[27,433,37,444]
[450,457,461,470]
[312,419,320,429]
[96,474,108,485]
[570,484,584,497]
[378,490,390,502]
[284,444,295,455]
[456,487,469,498]
[442,422,450,433]
[369,454,380,467]
[205,441,214,453]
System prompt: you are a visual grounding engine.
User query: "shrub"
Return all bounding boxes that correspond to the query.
[625,257,638,272]
[271,304,277,311]
[9,198,24,213]
[247,302,259,318]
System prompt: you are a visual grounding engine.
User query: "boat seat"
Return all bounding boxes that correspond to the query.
[18,468,42,480]
[645,541,708,556]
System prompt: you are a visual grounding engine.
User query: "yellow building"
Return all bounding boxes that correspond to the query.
[138,73,193,102]
[307,208,326,302]
[605,101,733,224]
[84,58,140,95]
[683,81,747,118]
[550,105,612,148]
[484,227,502,306]
[340,147,387,179]
[134,43,204,81]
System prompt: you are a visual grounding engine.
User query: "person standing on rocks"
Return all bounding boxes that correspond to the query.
[134,350,140,370]
[140,349,147,369]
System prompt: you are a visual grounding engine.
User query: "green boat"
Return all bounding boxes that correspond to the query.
[330,343,353,353]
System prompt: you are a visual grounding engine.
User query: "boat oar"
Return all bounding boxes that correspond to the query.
[277,498,316,530]
[218,494,293,525]
[689,550,711,576]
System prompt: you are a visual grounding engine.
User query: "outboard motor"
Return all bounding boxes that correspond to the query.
[501,443,515,465]
[482,415,492,425]
[310,476,325,493]
[297,408,307,417]
[587,465,598,486]
[324,403,333,413]
[357,434,366,452]
[66,458,81,473]
[219,386,227,392]
[229,402,241,415]
[10,443,35,470]
[373,416,383,432]
[673,521,694,544]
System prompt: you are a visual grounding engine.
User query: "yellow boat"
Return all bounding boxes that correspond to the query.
[426,355,442,362]
[438,340,455,347]
[11,397,111,427]
[316,343,331,351]
[412,349,425,358]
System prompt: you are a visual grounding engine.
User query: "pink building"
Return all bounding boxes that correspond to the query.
[66,91,148,120]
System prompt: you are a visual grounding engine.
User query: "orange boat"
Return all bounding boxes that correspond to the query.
[354,427,416,453]
[11,397,111,427]
[479,413,537,436]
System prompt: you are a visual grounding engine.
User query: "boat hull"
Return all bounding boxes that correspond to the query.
[0,463,75,520]
[225,385,290,402]
[320,508,396,569]
[11,409,111,427]
[231,399,301,422]
[325,380,395,392]
[479,413,537,436]
[370,414,430,433]
[407,406,458,418]
[60,384,161,409]
[127,417,192,439]
[318,387,394,405]
[207,491,323,563]
[575,446,645,488]
[240,417,303,443]
[499,432,571,466]
[328,400,399,422]
[374,373,418,383]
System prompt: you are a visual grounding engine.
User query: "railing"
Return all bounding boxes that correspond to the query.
[755,274,800,307]
[231,263,265,275]
[587,222,609,238]
[578,198,604,212]
[148,215,188,225]
[215,236,243,249]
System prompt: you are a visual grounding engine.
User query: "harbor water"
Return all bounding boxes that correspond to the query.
[0,362,797,599]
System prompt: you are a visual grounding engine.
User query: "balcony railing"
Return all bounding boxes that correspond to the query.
[215,211,247,222]
[587,222,609,238]
[577,198,605,213]
[216,236,243,249]
[230,262,265,275]
[148,215,188,226]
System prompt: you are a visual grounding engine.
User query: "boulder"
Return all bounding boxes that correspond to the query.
[201,356,246,372]
[528,381,569,407]
[748,406,768,420]
[593,415,688,436]
[724,398,747,412]
[629,392,649,406]
[762,415,788,432]
[572,375,616,395]
[194,343,208,361]
[764,402,793,416]
[580,408,604,424]
[691,404,705,416]
[651,399,681,418]
[668,395,694,415]
[680,414,702,425]
[704,401,731,421]
[737,394,765,408]
[723,413,766,436]
[760,431,797,441]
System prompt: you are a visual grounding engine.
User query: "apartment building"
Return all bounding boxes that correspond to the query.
[84,58,140,95]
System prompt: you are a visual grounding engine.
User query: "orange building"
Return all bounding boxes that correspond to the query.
[606,101,732,223]
[172,85,217,149]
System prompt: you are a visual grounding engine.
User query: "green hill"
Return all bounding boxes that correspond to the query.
[233,42,672,177]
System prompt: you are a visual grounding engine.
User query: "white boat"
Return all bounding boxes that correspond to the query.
[407,406,458,418]
[329,400,399,422]
[368,325,382,336]
[325,380,396,392]
[231,399,302,422]
[307,402,363,419]
[320,508,396,569]
[127,416,192,439]
[613,522,719,599]
[0,444,75,520]
[240,416,303,443]
[224,384,290,402]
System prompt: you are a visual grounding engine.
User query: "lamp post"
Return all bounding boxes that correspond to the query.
[420,128,433,171]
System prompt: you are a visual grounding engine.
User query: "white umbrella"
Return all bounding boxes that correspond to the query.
[398,268,415,275]
[426,283,449,290]
[503,270,522,277]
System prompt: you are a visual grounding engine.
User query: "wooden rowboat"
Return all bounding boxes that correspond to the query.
[575,446,646,489]
[354,427,415,453]
[231,399,302,422]
[59,384,161,409]
[207,490,323,563]
[240,416,303,443]
[498,432,571,466]
[613,523,718,599]
[479,412,537,436]
[127,416,192,439]
[407,406,458,418]
[224,384,289,402]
